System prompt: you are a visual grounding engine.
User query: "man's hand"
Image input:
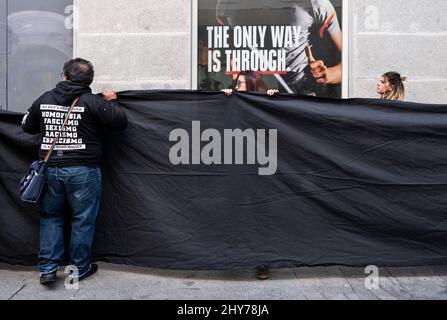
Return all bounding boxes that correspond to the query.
[306,45,342,85]
[102,90,117,101]
[267,90,279,96]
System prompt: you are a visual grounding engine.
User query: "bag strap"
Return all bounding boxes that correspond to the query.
[44,97,80,163]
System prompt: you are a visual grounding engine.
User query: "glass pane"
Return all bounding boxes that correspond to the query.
[7,0,73,112]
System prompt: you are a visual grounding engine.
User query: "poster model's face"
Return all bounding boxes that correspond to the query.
[198,0,343,98]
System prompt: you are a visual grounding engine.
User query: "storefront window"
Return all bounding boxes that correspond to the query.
[0,0,73,112]
[197,0,344,98]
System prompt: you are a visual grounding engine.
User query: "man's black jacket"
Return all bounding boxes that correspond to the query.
[22,81,128,167]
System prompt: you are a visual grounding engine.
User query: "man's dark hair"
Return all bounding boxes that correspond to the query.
[63,58,95,86]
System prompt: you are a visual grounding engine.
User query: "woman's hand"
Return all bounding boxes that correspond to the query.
[267,90,279,96]
[222,89,233,96]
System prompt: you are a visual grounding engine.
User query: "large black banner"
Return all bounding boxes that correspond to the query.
[1,91,447,269]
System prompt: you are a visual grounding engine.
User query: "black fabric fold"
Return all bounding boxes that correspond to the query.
[1,91,446,269]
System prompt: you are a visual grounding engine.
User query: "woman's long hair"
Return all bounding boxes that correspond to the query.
[382,72,406,101]
[241,71,268,93]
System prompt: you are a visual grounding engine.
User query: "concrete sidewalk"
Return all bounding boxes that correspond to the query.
[1,263,447,300]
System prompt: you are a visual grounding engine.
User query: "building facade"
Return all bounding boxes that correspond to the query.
[1,0,446,113]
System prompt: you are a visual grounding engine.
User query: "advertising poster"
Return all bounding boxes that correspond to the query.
[198,0,343,98]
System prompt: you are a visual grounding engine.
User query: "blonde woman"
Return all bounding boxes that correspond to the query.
[377,72,406,101]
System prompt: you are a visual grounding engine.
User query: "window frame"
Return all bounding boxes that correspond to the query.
[190,0,351,98]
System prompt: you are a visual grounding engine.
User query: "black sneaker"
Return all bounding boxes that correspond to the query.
[80,263,98,281]
[69,263,98,283]
[40,270,57,285]
[256,266,270,280]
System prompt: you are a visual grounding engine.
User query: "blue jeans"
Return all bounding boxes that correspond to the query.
[38,166,102,276]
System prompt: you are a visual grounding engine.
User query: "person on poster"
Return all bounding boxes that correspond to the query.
[216,0,343,96]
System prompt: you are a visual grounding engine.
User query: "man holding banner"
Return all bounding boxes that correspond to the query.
[21,58,128,285]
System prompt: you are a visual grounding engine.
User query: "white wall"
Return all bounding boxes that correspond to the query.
[350,0,447,104]
[74,0,190,93]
